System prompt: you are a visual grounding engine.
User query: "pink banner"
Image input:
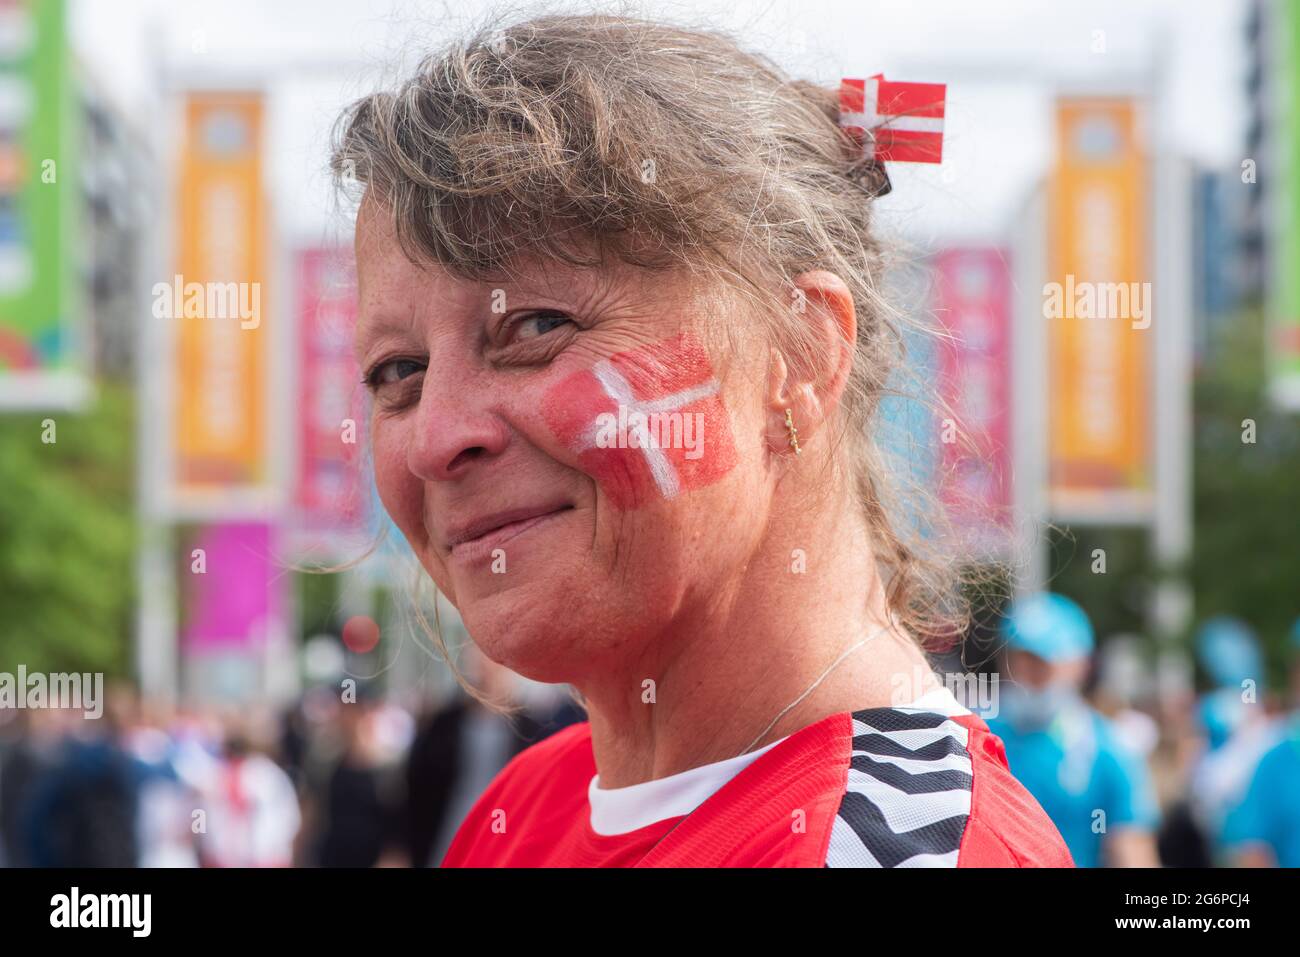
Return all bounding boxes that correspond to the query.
[296,248,366,530]
[182,522,281,649]
[933,248,1012,544]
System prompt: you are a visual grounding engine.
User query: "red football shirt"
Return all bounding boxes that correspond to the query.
[441,689,1074,867]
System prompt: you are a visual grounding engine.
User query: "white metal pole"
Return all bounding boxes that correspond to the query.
[1150,86,1196,641]
[134,19,178,702]
[1011,181,1050,596]
[1154,29,1190,642]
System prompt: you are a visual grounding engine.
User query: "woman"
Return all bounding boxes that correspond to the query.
[334,14,1072,867]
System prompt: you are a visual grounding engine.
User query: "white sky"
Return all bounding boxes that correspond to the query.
[69,0,1248,248]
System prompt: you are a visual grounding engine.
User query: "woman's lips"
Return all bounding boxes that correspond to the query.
[446,504,573,563]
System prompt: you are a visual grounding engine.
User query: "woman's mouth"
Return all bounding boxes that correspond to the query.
[445,503,575,563]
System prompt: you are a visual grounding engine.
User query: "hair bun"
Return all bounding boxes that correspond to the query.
[792,79,892,199]
[847,153,892,198]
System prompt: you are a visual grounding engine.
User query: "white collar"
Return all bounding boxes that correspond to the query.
[587,685,969,836]
[588,734,789,836]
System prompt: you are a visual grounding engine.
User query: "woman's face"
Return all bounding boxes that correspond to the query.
[354,200,777,683]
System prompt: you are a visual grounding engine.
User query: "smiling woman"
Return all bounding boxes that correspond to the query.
[330,13,1072,867]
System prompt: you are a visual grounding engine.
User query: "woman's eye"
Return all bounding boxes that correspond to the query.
[367,357,425,388]
[509,310,573,342]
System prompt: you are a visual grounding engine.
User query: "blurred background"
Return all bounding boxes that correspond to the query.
[0,0,1296,868]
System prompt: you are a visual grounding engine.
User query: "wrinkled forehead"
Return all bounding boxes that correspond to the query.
[358,191,605,290]
[355,187,612,279]
[354,195,725,330]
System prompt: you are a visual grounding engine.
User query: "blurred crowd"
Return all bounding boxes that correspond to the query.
[1,605,1298,868]
[962,598,1300,869]
[0,649,582,868]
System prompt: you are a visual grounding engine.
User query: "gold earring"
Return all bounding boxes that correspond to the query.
[785,408,801,456]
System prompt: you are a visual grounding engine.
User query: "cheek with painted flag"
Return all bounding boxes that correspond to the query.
[540,333,739,510]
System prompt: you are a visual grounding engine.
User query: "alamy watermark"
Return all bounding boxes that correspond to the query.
[151,274,261,329]
[0,666,103,719]
[50,887,150,937]
[1042,274,1151,329]
[891,666,1000,716]
[593,405,706,460]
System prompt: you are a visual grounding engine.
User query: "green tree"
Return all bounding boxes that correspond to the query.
[1191,306,1300,688]
[0,383,136,674]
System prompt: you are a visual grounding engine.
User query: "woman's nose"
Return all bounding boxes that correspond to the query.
[404,376,511,482]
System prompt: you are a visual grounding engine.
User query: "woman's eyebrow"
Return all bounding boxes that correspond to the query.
[488,260,604,303]
[354,310,420,356]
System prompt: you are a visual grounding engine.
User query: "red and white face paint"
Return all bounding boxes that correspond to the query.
[541,333,738,509]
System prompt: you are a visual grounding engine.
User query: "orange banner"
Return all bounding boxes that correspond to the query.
[172,93,267,496]
[1046,98,1150,514]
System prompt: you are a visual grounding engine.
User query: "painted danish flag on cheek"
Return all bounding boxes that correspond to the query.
[541,334,738,510]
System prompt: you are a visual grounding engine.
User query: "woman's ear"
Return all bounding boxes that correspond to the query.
[764,270,857,455]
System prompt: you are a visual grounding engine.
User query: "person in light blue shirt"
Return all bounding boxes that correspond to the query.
[1221,618,1300,868]
[985,593,1160,867]
[1221,716,1300,867]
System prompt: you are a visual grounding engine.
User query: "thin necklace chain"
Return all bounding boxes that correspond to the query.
[737,619,895,756]
[641,619,896,862]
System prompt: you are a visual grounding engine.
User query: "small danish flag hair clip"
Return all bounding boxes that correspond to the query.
[839,74,947,173]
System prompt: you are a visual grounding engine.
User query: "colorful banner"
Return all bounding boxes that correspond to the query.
[0,0,77,386]
[1272,0,1300,409]
[181,522,281,650]
[172,92,267,496]
[933,248,1012,545]
[1046,98,1150,515]
[295,247,366,531]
